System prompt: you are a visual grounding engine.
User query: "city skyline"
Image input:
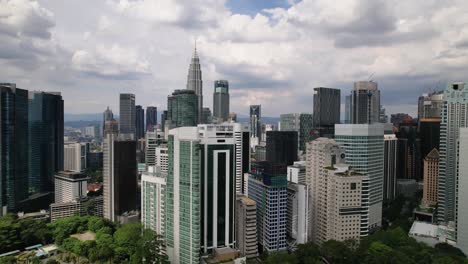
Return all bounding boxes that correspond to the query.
[2,0,467,117]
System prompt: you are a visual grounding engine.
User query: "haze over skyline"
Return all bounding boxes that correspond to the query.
[2,0,467,116]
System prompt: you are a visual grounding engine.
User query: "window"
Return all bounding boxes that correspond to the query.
[350,183,357,190]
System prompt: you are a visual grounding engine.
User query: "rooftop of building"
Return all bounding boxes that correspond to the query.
[56,171,89,180]
[409,221,456,242]
[171,89,196,95]
[237,195,256,206]
[325,163,364,176]
[425,148,440,159]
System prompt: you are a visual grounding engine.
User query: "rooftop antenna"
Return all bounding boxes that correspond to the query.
[368,72,375,82]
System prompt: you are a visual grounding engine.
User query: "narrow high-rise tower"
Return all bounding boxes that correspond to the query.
[136,105,144,139]
[213,80,229,122]
[186,46,203,123]
[146,106,157,131]
[438,82,468,223]
[0,83,29,214]
[119,93,136,139]
[350,81,381,124]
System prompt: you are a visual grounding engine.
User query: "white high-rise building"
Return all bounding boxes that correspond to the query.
[64,142,87,172]
[456,128,468,254]
[438,83,468,223]
[145,131,158,167]
[141,166,166,235]
[287,161,306,185]
[335,124,384,230]
[287,181,309,246]
[306,138,345,243]
[155,145,168,173]
[317,164,369,243]
[54,171,88,203]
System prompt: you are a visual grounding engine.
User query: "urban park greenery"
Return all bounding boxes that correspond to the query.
[0,215,168,264]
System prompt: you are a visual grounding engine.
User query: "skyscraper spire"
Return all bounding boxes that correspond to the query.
[187,43,203,123]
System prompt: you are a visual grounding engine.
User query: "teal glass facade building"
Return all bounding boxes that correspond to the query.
[29,91,64,194]
[167,89,198,128]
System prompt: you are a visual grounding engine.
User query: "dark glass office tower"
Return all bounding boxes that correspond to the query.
[136,105,144,139]
[345,95,351,124]
[350,81,380,124]
[161,110,168,132]
[29,91,64,195]
[119,93,136,138]
[114,140,137,215]
[313,87,341,126]
[397,123,421,181]
[146,106,157,131]
[0,84,29,213]
[266,131,298,166]
[213,80,229,122]
[419,118,440,159]
[250,105,261,139]
[103,134,137,222]
[167,89,198,128]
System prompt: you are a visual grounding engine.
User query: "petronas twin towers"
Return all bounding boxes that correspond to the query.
[186,46,203,123]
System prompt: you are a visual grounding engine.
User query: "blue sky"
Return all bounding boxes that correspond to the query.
[227,0,292,16]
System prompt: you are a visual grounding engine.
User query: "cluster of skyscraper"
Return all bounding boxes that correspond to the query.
[4,44,468,263]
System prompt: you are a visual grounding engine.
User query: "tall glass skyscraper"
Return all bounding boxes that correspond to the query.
[250,105,261,139]
[213,80,229,122]
[165,124,239,263]
[167,89,198,128]
[313,87,341,126]
[438,82,468,223]
[29,91,64,195]
[136,105,144,139]
[102,106,114,136]
[279,113,313,151]
[165,127,201,264]
[0,83,29,214]
[119,93,136,138]
[350,81,381,124]
[146,106,157,131]
[266,131,298,166]
[103,133,138,223]
[186,47,203,123]
[247,161,288,252]
[335,124,384,229]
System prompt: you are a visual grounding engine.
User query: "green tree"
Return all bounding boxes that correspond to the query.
[113,222,142,259]
[264,252,298,264]
[136,229,169,264]
[295,242,321,264]
[0,256,16,264]
[320,240,354,264]
[0,214,21,252]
